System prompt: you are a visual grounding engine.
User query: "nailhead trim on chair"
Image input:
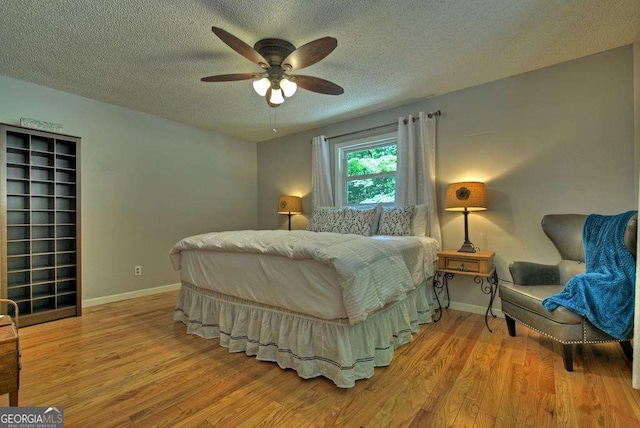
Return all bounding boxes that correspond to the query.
[503,310,624,345]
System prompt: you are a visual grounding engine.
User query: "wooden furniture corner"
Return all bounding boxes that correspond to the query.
[0,299,19,406]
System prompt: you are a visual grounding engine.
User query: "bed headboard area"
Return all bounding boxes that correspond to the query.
[307,204,429,237]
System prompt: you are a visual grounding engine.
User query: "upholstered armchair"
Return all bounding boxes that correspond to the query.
[499,213,637,371]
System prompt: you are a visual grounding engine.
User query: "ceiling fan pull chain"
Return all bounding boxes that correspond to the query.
[269,109,278,134]
[273,109,278,134]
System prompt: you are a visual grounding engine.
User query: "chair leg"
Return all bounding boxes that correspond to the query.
[505,315,516,337]
[562,344,574,372]
[620,340,633,361]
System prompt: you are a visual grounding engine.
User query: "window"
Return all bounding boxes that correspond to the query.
[335,133,397,206]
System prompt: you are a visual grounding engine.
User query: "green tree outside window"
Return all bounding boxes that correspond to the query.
[345,145,397,205]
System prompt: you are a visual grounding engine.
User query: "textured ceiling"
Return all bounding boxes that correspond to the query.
[1,0,639,142]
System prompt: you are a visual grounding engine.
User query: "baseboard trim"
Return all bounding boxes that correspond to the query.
[83,283,181,308]
[448,301,505,318]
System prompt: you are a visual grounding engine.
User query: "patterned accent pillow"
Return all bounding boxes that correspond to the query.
[377,206,415,236]
[307,207,345,233]
[340,206,380,236]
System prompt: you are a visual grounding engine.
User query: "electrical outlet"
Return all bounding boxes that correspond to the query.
[134,265,142,276]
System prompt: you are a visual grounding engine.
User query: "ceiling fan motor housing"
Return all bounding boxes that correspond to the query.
[254,39,296,68]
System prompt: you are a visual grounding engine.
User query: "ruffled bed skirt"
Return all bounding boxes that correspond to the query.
[174,280,435,388]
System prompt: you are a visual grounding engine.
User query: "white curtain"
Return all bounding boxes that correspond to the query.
[396,112,442,243]
[311,135,333,209]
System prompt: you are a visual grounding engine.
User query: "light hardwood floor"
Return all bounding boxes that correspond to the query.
[1,290,639,427]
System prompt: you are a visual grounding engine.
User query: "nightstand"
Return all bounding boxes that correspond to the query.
[433,250,498,331]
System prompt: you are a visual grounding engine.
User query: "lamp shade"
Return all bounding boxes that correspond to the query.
[280,77,297,97]
[253,77,270,96]
[278,195,302,214]
[445,182,487,212]
[269,87,285,105]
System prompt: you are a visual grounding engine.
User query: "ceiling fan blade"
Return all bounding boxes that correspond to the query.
[211,27,269,68]
[282,37,337,71]
[201,73,259,82]
[294,75,344,95]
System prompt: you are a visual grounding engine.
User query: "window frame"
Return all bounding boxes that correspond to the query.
[334,132,398,207]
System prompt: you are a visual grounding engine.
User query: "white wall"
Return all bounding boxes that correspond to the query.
[0,75,258,300]
[635,40,640,198]
[257,46,636,314]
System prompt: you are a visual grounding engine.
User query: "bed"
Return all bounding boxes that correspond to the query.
[170,207,440,387]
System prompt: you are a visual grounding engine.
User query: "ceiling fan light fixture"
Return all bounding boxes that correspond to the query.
[203,28,343,109]
[280,78,297,97]
[253,77,271,96]
[269,87,285,105]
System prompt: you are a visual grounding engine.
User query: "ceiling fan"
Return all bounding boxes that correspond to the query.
[201,27,344,107]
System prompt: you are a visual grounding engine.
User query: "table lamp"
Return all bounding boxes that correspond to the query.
[445,182,487,253]
[278,195,302,230]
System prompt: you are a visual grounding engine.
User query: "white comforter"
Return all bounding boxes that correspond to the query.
[170,230,428,324]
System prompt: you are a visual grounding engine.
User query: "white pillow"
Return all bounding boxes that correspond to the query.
[410,204,429,236]
[340,206,381,236]
[307,207,344,233]
[377,206,415,236]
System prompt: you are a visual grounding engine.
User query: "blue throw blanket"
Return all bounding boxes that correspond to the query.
[542,210,637,340]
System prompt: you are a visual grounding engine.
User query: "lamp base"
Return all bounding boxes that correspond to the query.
[457,241,476,253]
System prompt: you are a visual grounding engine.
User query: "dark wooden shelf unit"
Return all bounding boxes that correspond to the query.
[1,124,81,326]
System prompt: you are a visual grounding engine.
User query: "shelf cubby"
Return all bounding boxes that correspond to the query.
[32,181,54,195]
[7,226,29,241]
[6,148,29,164]
[7,285,30,302]
[55,155,75,170]
[32,211,54,225]
[55,197,75,211]
[7,132,28,149]
[7,196,29,210]
[56,141,75,156]
[7,241,30,256]
[7,210,29,225]
[32,226,54,240]
[33,297,56,313]
[32,239,55,254]
[56,211,75,223]
[32,166,54,181]
[57,293,76,308]
[56,239,76,252]
[32,254,55,269]
[7,256,30,271]
[7,271,30,287]
[57,266,76,282]
[32,268,55,283]
[31,152,54,167]
[57,280,76,294]
[31,136,54,153]
[15,301,31,317]
[7,166,28,179]
[32,283,55,299]
[7,179,29,195]
[56,252,76,266]
[31,195,54,210]
[55,169,75,183]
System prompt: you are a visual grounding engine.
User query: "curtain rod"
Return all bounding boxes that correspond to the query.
[325,110,441,141]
